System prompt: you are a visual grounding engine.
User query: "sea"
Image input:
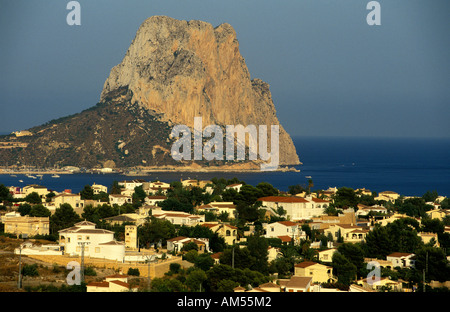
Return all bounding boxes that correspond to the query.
[1,136,450,197]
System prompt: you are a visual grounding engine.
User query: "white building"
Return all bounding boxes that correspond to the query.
[258,196,330,221]
[386,252,416,269]
[118,180,145,190]
[152,210,205,226]
[109,194,132,206]
[263,221,306,243]
[87,274,138,292]
[145,195,167,206]
[58,221,125,261]
[92,183,108,194]
[225,183,243,192]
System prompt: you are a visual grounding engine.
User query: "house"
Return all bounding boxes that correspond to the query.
[58,221,125,261]
[263,221,306,243]
[102,214,141,226]
[195,202,237,219]
[86,274,138,292]
[152,211,205,226]
[22,184,49,199]
[109,194,132,206]
[201,222,239,245]
[375,213,417,227]
[258,196,330,221]
[91,183,108,194]
[210,252,222,265]
[225,183,243,192]
[386,252,416,268]
[294,261,335,284]
[53,193,85,213]
[282,276,312,292]
[3,216,50,237]
[323,224,368,243]
[418,232,440,247]
[258,282,281,292]
[375,191,400,202]
[181,179,212,189]
[356,277,403,292]
[317,248,338,263]
[166,236,210,253]
[356,204,388,218]
[118,180,145,190]
[145,195,167,206]
[267,246,283,262]
[426,209,450,221]
[356,188,373,196]
[310,208,356,230]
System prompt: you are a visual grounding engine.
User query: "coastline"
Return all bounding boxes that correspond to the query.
[0,166,301,176]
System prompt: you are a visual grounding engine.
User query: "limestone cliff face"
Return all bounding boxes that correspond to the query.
[101,16,300,165]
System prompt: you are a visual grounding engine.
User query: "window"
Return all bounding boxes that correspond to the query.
[95,247,100,253]
[77,235,82,240]
[226,230,231,236]
[86,236,90,240]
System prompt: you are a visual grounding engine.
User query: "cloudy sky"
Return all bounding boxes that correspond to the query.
[1,0,449,138]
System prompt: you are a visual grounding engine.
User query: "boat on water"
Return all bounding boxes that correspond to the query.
[51,174,60,178]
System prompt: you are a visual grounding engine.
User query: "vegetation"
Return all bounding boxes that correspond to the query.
[2,177,450,293]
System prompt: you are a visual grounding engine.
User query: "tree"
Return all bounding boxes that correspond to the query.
[50,203,82,233]
[138,217,175,248]
[333,187,358,209]
[29,204,51,218]
[337,243,365,277]
[194,253,215,272]
[25,192,42,204]
[80,185,94,200]
[185,269,207,292]
[288,184,306,195]
[422,190,439,203]
[414,246,450,283]
[256,182,279,197]
[245,235,269,273]
[0,184,12,202]
[110,181,123,195]
[332,253,357,287]
[205,264,235,292]
[18,203,32,216]
[132,185,147,205]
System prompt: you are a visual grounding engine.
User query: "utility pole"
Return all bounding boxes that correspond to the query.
[17,244,22,289]
[80,242,85,284]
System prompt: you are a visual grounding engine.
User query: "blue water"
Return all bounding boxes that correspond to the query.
[1,136,449,197]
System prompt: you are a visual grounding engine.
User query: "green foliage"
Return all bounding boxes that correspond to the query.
[332,253,357,287]
[169,263,181,274]
[80,185,94,200]
[288,184,306,195]
[127,268,140,276]
[333,187,358,209]
[138,217,176,248]
[185,268,207,291]
[25,192,42,204]
[29,204,51,217]
[84,266,97,276]
[18,203,32,216]
[0,184,13,202]
[21,264,39,277]
[50,203,82,233]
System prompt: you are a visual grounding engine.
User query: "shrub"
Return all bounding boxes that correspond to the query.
[127,268,140,276]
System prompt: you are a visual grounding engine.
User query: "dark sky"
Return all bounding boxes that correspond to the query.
[1,0,449,138]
